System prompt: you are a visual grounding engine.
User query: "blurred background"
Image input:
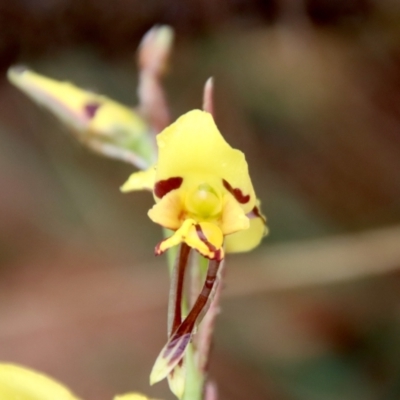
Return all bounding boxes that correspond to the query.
[1,0,400,399]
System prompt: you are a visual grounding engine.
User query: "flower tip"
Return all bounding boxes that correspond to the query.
[121,168,156,193]
[149,357,170,386]
[7,65,31,89]
[202,77,214,115]
[120,179,135,193]
[154,243,164,256]
[142,25,174,47]
[7,64,28,78]
[0,363,80,400]
[139,25,174,75]
[154,25,174,49]
[149,333,191,387]
[167,365,186,399]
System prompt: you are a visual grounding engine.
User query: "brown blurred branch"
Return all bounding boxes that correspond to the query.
[1,225,400,341]
[227,224,400,296]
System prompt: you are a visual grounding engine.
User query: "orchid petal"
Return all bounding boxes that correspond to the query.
[155,219,224,260]
[225,204,267,253]
[148,191,184,231]
[121,166,156,192]
[220,194,250,235]
[167,363,186,399]
[154,110,256,213]
[0,363,80,400]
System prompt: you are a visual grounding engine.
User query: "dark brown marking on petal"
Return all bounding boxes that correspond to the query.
[195,224,217,253]
[154,177,183,199]
[84,102,101,119]
[168,360,183,379]
[247,205,266,223]
[222,179,250,204]
[195,225,223,261]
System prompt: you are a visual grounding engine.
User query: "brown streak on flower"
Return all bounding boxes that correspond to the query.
[247,205,266,223]
[84,102,101,119]
[195,224,223,261]
[195,224,217,252]
[222,179,250,204]
[154,177,183,199]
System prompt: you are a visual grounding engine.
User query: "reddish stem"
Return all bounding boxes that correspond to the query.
[171,243,191,334]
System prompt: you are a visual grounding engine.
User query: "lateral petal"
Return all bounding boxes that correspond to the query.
[155,219,224,260]
[225,212,267,253]
[120,166,156,192]
[220,195,250,235]
[148,191,184,231]
[0,363,80,400]
[167,363,186,399]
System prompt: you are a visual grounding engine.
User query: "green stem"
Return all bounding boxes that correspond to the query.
[182,344,204,400]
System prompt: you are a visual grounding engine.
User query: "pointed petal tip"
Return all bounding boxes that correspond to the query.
[139,25,174,75]
[120,178,136,193]
[149,358,170,386]
[120,168,156,193]
[203,77,214,115]
[142,25,174,46]
[156,25,174,44]
[8,65,28,76]
[167,366,186,399]
[149,331,193,386]
[154,243,164,256]
[0,363,80,400]
[7,65,29,86]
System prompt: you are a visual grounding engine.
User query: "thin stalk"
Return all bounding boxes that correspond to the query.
[164,236,222,400]
[181,259,221,400]
[168,243,191,336]
[198,259,225,373]
[182,344,203,400]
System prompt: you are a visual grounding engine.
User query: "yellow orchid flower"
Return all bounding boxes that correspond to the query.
[7,67,155,169]
[0,363,160,400]
[122,110,267,389]
[0,363,80,400]
[7,26,174,170]
[122,109,267,259]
